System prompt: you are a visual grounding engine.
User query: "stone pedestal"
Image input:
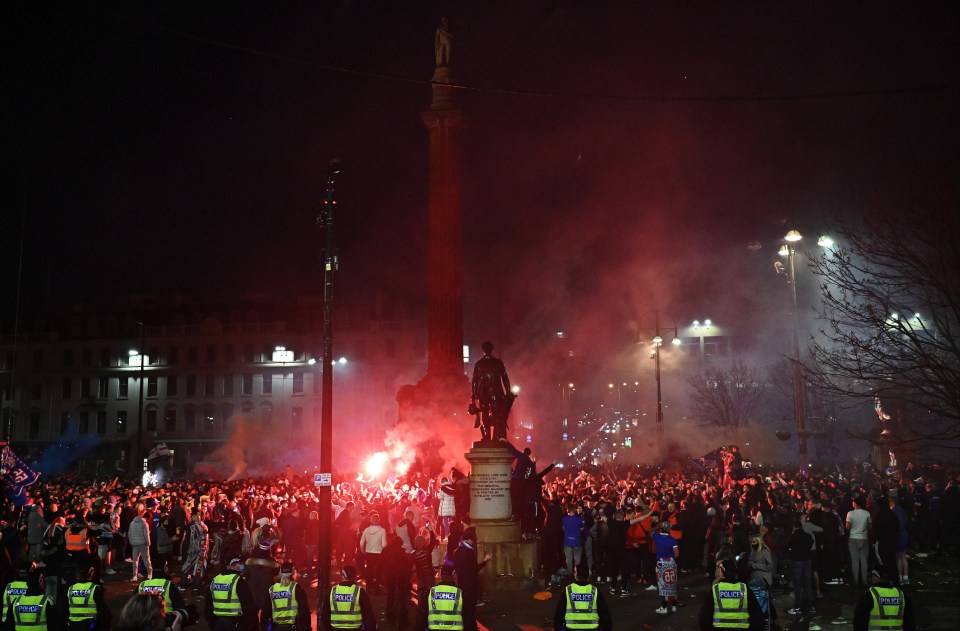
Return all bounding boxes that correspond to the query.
[465,444,539,591]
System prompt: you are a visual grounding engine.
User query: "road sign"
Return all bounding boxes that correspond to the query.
[314,473,332,487]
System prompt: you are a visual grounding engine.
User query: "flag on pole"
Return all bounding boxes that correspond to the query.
[1,445,40,506]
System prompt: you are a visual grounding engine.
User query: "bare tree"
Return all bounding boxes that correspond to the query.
[808,208,960,443]
[687,360,766,428]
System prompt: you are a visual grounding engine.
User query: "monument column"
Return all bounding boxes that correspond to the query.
[421,71,465,379]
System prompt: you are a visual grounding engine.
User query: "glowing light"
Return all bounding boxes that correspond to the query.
[338,357,348,365]
[693,320,700,326]
[364,452,388,479]
[307,358,317,365]
[817,235,834,248]
[511,385,520,394]
[785,229,802,242]
[778,245,790,256]
[704,319,712,326]
[142,471,160,487]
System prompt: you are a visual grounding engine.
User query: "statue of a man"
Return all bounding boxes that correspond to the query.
[469,341,514,442]
[435,17,453,67]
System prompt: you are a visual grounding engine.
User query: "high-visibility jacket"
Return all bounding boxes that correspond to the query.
[564,583,600,630]
[665,511,683,540]
[12,594,51,631]
[427,584,463,630]
[67,582,99,621]
[269,582,299,624]
[139,578,174,612]
[210,574,243,617]
[712,582,749,628]
[868,586,905,631]
[2,582,29,623]
[329,584,362,629]
[65,529,88,552]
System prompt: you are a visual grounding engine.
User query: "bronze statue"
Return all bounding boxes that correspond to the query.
[469,341,514,442]
[435,17,453,67]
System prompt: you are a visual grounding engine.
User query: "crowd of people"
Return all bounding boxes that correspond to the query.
[0,442,954,631]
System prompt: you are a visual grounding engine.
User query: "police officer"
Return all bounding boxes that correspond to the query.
[697,558,764,631]
[3,568,56,631]
[66,563,111,631]
[421,566,462,631]
[321,566,376,631]
[1,566,30,625]
[553,564,612,631]
[205,558,258,631]
[138,575,187,619]
[268,562,311,631]
[853,568,916,631]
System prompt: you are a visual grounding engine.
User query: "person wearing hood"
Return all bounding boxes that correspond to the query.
[451,527,491,631]
[205,558,257,631]
[242,540,279,629]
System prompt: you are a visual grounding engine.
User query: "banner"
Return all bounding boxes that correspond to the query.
[1,445,40,506]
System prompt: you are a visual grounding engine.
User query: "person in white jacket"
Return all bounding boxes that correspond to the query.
[126,511,152,581]
[359,513,387,594]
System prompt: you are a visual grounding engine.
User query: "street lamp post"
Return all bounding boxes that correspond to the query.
[316,160,340,606]
[642,313,680,461]
[781,229,808,459]
[129,322,146,474]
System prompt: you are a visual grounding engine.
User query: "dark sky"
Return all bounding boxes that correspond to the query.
[5,0,958,371]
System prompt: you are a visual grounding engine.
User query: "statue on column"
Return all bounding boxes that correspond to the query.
[469,341,514,442]
[435,17,453,67]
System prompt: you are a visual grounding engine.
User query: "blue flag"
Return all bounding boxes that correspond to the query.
[2,446,40,505]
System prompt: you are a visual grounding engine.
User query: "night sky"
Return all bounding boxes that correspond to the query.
[6,1,958,380]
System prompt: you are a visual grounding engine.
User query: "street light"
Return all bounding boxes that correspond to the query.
[128,322,147,473]
[780,229,808,458]
[640,314,681,460]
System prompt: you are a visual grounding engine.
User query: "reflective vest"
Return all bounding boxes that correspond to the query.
[64,530,88,552]
[2,582,29,623]
[139,578,174,612]
[712,582,749,629]
[68,582,99,621]
[210,574,243,617]
[564,583,600,630]
[269,582,299,624]
[329,584,362,628]
[12,594,50,631]
[868,586,905,631]
[427,585,463,630]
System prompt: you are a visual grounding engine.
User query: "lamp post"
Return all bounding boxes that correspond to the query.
[128,321,146,474]
[642,313,680,461]
[780,229,808,459]
[316,160,340,606]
